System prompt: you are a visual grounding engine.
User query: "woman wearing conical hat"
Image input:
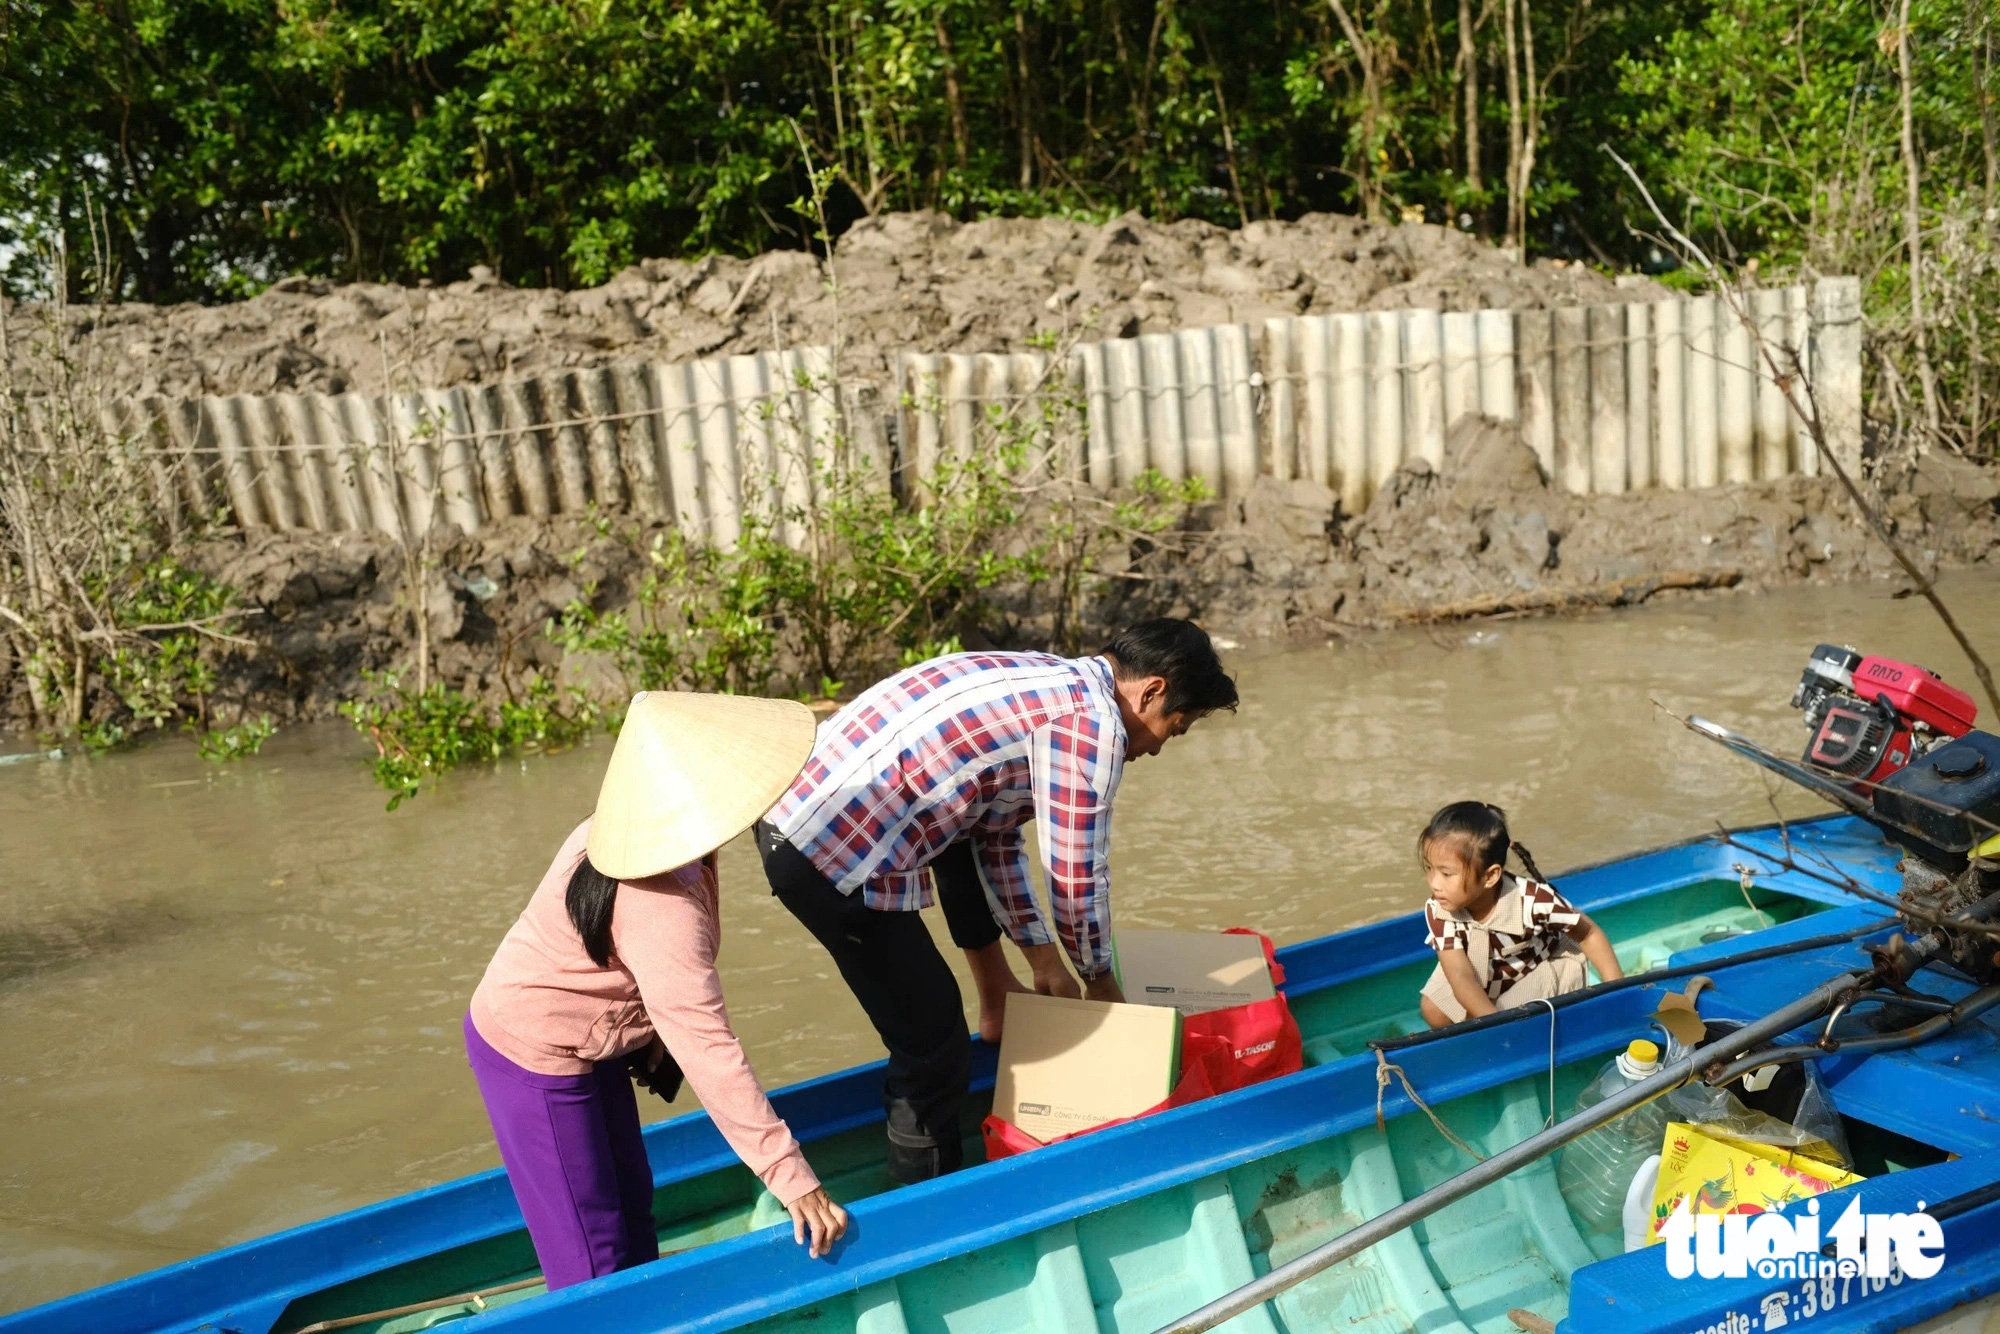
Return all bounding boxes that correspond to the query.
[465,692,847,1291]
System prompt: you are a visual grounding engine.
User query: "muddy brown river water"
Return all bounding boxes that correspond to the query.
[5,571,2000,1314]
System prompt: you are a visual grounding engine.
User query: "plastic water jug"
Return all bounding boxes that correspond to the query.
[1556,1039,1667,1234]
[1623,1153,1662,1252]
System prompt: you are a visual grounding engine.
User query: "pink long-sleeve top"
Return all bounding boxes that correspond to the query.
[469,821,819,1204]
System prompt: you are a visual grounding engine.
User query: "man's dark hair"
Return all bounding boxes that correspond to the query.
[1100,619,1239,716]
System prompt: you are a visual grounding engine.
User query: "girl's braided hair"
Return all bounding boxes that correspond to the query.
[1417,800,1548,884]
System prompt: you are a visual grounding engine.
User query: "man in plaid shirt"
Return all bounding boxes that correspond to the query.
[756,619,1237,1182]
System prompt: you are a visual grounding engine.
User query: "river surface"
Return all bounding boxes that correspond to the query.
[4,570,1999,1313]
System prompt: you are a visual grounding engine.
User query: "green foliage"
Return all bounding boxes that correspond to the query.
[339,671,597,808]
[551,394,1042,693]
[196,715,277,761]
[1616,0,1897,268]
[9,0,1998,329]
[1037,468,1213,655]
[65,558,238,752]
[1617,0,2000,448]
[898,637,963,669]
[547,528,781,695]
[14,0,1994,322]
[8,0,1765,299]
[501,677,611,748]
[751,440,1038,684]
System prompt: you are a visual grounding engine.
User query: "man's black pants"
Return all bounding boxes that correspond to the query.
[755,824,1000,1183]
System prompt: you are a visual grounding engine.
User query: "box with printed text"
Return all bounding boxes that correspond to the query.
[991,993,1182,1142]
[1113,928,1278,1014]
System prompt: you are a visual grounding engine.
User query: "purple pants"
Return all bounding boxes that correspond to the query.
[464,1013,660,1290]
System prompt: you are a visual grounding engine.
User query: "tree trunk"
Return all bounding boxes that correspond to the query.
[1459,0,1482,198]
[1208,68,1252,226]
[1502,0,1524,249]
[936,8,971,173]
[1516,0,1537,255]
[1015,6,1035,191]
[1325,0,1382,220]
[1894,0,1943,441]
[1975,3,1998,228]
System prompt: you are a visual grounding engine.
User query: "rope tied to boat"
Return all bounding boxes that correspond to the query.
[1374,1048,1487,1162]
[1527,997,1557,1129]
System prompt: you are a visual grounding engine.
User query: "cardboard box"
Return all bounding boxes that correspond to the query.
[992,993,1182,1142]
[1114,928,1277,1014]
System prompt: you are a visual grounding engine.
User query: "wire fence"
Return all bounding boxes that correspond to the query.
[903,279,1861,512]
[14,278,1861,545]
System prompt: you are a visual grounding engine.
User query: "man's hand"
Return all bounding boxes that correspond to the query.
[786,1187,849,1258]
[1082,973,1125,1004]
[1020,943,1082,999]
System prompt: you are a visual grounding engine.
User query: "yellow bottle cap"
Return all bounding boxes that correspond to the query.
[1628,1039,1661,1063]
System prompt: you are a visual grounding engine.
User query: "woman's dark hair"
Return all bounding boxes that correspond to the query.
[1417,800,1549,883]
[566,857,620,967]
[1100,618,1240,716]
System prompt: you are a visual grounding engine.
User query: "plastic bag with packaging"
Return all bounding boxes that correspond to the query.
[1617,1016,1860,1246]
[1658,1018,1852,1168]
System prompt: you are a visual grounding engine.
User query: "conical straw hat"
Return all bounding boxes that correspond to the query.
[586,692,816,880]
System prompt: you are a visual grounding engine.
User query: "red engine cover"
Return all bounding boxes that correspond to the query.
[1851,655,1978,735]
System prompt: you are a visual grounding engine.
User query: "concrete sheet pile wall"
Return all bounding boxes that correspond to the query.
[901,277,1862,511]
[94,277,1861,541]
[111,345,881,547]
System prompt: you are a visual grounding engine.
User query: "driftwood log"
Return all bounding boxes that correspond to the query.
[1394,569,1744,624]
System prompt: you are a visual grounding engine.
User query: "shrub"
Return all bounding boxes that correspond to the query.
[339,672,599,809]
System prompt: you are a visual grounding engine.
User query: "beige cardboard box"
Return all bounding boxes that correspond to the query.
[992,993,1182,1142]
[1113,928,1277,1014]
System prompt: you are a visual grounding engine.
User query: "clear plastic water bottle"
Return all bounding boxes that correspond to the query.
[1556,1039,1668,1234]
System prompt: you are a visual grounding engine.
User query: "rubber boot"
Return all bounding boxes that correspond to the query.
[885,1100,963,1184]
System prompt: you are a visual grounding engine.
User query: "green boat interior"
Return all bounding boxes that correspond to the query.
[275,878,1843,1334]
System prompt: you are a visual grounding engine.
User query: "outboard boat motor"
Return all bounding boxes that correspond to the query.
[1872,729,2000,982]
[1793,646,2000,980]
[1790,643,1977,791]
[1695,645,2000,980]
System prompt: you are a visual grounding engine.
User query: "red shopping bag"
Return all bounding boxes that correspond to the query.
[1181,992,1304,1094]
[981,929,1302,1160]
[1189,929,1301,1094]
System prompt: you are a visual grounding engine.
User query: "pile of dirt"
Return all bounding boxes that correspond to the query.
[5,211,1662,401]
[9,203,1993,740]
[183,516,627,722]
[1106,420,2000,642]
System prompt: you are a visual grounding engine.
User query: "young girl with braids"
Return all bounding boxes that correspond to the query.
[1416,801,1624,1028]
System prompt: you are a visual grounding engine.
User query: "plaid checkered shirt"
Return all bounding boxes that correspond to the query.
[768,651,1127,979]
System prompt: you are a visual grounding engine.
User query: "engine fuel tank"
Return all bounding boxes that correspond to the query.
[1874,729,2000,868]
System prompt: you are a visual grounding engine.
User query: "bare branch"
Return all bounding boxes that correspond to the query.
[1605,142,2000,721]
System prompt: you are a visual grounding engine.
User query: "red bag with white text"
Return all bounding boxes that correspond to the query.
[1189,928,1301,1093]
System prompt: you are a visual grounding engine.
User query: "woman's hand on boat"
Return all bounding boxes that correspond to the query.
[787,1187,848,1258]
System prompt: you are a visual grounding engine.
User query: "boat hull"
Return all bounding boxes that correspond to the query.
[0,816,1912,1334]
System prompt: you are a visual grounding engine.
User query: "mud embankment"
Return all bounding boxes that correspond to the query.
[126,422,1995,730]
[4,209,1992,730]
[7,212,1660,400]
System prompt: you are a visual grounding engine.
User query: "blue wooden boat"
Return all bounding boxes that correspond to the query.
[23,810,2000,1334]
